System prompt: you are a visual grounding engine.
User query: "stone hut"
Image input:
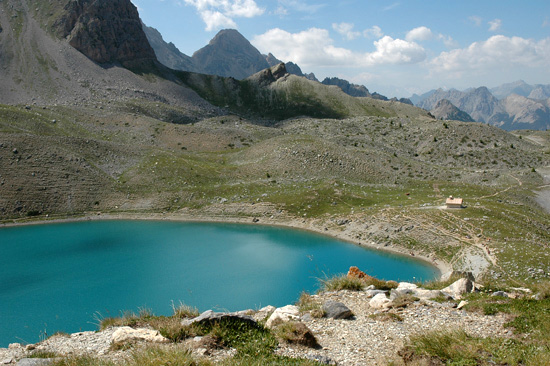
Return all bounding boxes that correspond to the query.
[445,196,463,209]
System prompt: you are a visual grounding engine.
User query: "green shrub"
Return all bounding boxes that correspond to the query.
[319,275,364,292]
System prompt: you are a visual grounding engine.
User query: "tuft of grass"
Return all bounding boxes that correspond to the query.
[171,300,200,319]
[29,351,59,358]
[296,292,325,318]
[273,321,319,348]
[362,277,399,291]
[390,294,419,309]
[319,275,365,292]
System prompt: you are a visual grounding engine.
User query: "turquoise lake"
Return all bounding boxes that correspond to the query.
[0,220,438,346]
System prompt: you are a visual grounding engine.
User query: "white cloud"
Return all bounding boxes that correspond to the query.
[437,34,458,48]
[363,25,383,39]
[183,0,264,31]
[469,15,482,27]
[383,2,400,11]
[200,10,237,31]
[405,26,433,42]
[366,36,426,65]
[332,22,361,40]
[252,28,426,67]
[431,35,550,73]
[488,19,502,32]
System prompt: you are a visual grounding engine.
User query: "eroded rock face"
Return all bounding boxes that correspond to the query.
[55,0,156,66]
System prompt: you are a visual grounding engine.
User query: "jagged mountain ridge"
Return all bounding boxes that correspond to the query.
[143,26,401,102]
[416,87,550,130]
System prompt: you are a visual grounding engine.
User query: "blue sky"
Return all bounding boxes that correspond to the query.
[132,0,550,97]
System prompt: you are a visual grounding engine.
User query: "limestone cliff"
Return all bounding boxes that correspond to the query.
[54,0,156,67]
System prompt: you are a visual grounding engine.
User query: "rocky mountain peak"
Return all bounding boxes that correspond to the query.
[431,99,475,122]
[54,0,156,67]
[192,29,270,79]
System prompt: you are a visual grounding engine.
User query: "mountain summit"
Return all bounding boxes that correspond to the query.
[192,29,270,79]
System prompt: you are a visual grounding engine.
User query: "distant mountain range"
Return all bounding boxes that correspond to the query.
[142,25,405,103]
[411,83,550,131]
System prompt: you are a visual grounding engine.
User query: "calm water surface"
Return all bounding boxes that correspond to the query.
[0,220,438,346]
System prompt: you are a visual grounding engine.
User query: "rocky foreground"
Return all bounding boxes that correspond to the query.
[1,269,526,366]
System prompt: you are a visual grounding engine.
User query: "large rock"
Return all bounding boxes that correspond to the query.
[266,305,300,328]
[393,282,442,300]
[181,310,256,327]
[322,301,353,319]
[441,278,474,299]
[111,326,168,344]
[347,266,373,280]
[441,271,475,282]
[369,293,391,309]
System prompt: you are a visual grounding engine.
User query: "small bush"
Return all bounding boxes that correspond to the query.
[320,275,364,292]
[274,321,319,348]
[171,301,199,319]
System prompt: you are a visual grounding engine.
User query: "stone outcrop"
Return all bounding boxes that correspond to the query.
[322,301,353,319]
[441,278,474,300]
[54,0,156,67]
[181,310,256,327]
[266,305,300,328]
[369,293,391,309]
[111,327,168,344]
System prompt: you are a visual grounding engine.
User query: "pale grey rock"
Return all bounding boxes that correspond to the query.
[181,310,256,327]
[441,278,474,300]
[322,301,353,319]
[369,293,391,309]
[253,305,276,322]
[266,305,300,328]
[111,326,168,344]
[365,289,386,298]
[457,300,469,310]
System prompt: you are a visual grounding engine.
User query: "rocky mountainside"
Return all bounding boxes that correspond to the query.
[416,87,549,130]
[490,80,550,100]
[321,77,371,98]
[430,99,474,122]
[53,0,156,67]
[142,23,196,72]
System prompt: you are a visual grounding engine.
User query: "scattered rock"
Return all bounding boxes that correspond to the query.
[266,305,300,328]
[457,300,469,310]
[492,291,509,298]
[305,354,337,365]
[365,289,386,298]
[322,301,353,319]
[111,326,168,344]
